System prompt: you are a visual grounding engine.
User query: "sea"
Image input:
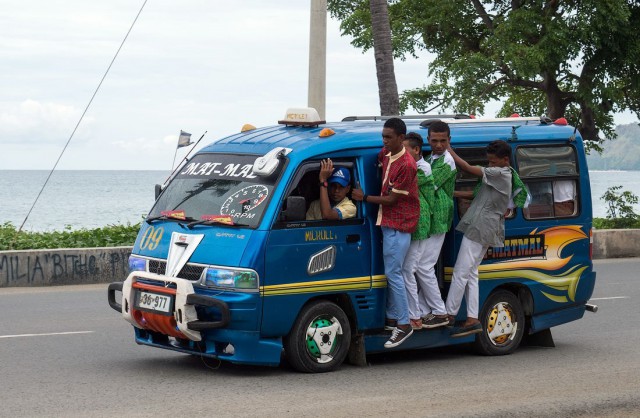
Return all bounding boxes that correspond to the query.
[1,170,639,231]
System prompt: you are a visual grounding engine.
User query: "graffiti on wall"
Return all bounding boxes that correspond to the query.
[0,249,131,286]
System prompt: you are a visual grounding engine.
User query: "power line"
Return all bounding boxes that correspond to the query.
[18,0,149,232]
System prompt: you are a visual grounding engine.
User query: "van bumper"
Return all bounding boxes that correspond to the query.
[134,328,283,367]
[109,271,277,365]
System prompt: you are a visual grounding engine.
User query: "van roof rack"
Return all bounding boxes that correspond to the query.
[420,116,541,128]
[341,114,471,122]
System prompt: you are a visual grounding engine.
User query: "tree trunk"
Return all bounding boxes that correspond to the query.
[369,0,399,116]
[543,72,567,119]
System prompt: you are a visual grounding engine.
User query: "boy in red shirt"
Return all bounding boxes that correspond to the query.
[352,118,419,348]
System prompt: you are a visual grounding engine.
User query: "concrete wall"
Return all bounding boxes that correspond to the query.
[0,246,131,288]
[592,229,640,260]
[0,229,637,287]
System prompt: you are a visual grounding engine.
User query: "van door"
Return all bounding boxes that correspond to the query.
[512,144,594,313]
[261,160,373,338]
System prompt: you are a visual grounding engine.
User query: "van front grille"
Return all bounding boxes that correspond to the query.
[146,259,205,281]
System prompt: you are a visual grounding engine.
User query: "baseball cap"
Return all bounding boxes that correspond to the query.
[328,167,350,187]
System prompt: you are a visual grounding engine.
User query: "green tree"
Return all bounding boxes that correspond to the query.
[598,185,640,228]
[328,0,640,146]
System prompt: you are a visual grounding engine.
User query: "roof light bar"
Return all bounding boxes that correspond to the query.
[278,108,325,127]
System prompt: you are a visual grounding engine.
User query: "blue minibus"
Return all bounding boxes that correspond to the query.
[108,109,596,372]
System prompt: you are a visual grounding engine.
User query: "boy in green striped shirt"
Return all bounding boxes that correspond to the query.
[401,132,436,330]
[408,122,458,329]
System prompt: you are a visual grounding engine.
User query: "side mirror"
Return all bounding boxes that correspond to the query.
[280,196,306,222]
[155,184,163,200]
[252,147,292,177]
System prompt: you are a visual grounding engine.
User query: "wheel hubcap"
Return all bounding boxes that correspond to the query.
[305,316,343,364]
[486,302,518,346]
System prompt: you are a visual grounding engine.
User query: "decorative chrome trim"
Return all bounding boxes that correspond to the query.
[307,245,336,275]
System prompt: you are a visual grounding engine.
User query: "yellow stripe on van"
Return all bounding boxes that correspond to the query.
[261,275,388,296]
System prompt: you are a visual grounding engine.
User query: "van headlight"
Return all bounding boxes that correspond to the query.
[128,255,148,272]
[201,267,259,291]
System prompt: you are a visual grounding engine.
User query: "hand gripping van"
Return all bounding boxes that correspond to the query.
[108,109,597,372]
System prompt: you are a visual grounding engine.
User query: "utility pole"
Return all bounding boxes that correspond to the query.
[308,0,327,120]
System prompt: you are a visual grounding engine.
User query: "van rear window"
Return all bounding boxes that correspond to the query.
[516,145,579,219]
[516,146,577,177]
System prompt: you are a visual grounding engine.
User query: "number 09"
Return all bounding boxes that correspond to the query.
[140,226,163,250]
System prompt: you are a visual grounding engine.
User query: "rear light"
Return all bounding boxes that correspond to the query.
[589,228,593,260]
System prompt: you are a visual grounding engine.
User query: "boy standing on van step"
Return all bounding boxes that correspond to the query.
[352,118,419,349]
[445,140,514,338]
[400,132,438,331]
[418,121,458,329]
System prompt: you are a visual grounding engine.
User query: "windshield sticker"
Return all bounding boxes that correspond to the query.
[179,161,257,180]
[160,210,186,220]
[201,214,235,225]
[220,185,269,219]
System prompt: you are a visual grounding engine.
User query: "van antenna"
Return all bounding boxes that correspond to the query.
[16,0,149,233]
[570,113,579,142]
[510,125,520,142]
[162,131,207,186]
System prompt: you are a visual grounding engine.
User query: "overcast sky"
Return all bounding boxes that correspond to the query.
[1,1,637,170]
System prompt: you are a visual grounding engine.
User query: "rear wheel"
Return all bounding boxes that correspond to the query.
[474,290,525,355]
[284,300,351,373]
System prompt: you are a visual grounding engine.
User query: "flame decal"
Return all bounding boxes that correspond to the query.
[446,226,589,303]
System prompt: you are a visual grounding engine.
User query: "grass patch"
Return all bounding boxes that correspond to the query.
[593,217,640,229]
[0,222,140,251]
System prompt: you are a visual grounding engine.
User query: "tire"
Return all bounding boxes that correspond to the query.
[474,290,525,355]
[284,300,351,373]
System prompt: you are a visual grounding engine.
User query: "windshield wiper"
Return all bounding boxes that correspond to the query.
[146,215,197,224]
[186,218,241,229]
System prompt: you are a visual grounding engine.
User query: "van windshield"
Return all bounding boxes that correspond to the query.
[149,153,277,228]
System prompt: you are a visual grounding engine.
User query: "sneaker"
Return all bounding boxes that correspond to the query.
[421,313,436,322]
[384,325,414,348]
[422,314,450,329]
[410,319,423,330]
[384,318,397,331]
[450,322,483,338]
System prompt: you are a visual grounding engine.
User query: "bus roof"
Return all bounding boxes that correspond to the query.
[199,117,579,160]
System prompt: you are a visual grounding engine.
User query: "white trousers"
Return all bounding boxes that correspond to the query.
[445,236,489,319]
[402,233,447,319]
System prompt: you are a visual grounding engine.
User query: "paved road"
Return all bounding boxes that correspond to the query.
[1,259,639,417]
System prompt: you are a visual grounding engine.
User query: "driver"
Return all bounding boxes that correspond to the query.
[306,159,356,221]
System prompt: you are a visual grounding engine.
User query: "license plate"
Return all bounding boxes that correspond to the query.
[135,290,174,315]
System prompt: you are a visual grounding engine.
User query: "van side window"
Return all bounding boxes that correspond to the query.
[453,147,516,219]
[516,145,579,219]
[279,160,361,226]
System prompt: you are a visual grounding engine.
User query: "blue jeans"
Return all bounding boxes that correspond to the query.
[382,226,412,325]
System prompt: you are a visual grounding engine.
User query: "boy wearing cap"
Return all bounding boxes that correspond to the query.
[306,159,356,221]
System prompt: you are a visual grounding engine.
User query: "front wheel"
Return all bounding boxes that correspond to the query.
[474,290,525,355]
[284,300,351,373]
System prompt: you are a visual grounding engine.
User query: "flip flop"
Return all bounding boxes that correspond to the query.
[450,322,483,338]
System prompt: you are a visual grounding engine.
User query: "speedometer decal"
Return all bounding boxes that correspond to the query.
[220,185,269,216]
